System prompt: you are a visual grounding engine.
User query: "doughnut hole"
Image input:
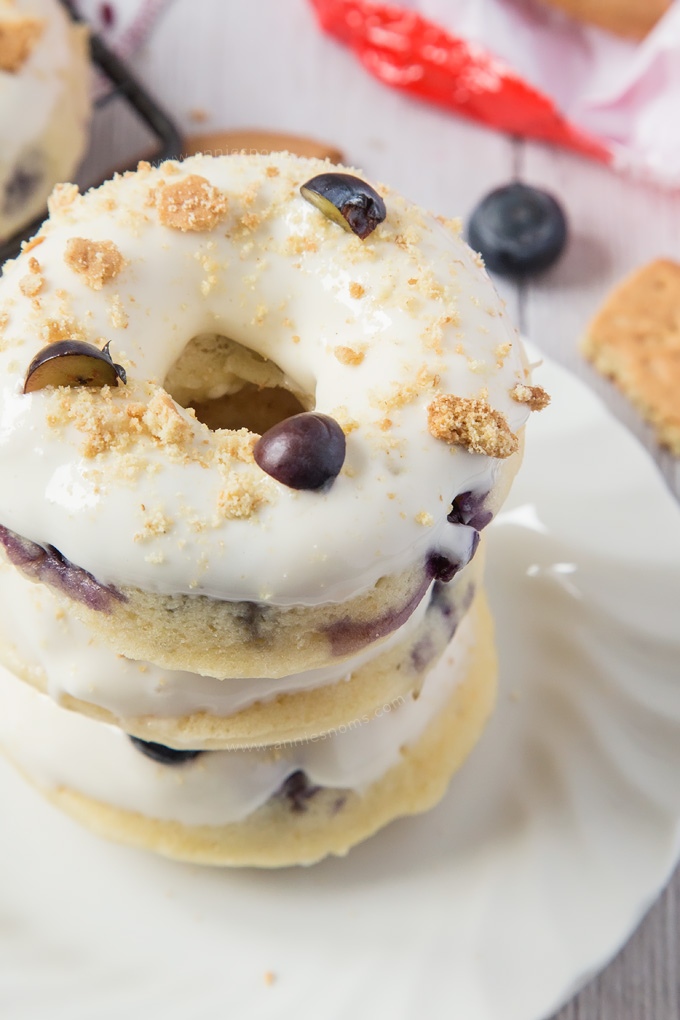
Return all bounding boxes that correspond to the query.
[164,334,311,434]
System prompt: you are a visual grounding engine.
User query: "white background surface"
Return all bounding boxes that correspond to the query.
[12,0,680,1016]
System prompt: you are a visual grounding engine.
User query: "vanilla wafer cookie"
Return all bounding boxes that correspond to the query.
[582,259,680,454]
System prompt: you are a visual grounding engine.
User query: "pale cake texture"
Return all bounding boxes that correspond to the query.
[0,549,483,750]
[582,259,680,454]
[2,594,497,867]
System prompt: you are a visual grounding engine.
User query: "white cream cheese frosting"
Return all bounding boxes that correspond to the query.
[0,558,430,719]
[0,612,475,826]
[0,152,530,606]
[0,0,90,240]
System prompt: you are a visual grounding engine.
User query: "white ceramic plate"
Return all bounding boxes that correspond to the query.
[1,349,679,1020]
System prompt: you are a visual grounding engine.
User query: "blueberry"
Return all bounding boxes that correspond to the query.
[254,412,346,490]
[426,532,480,584]
[426,552,460,583]
[467,183,567,276]
[411,634,436,672]
[24,340,126,394]
[447,490,493,531]
[0,525,125,612]
[278,770,322,812]
[129,736,202,765]
[300,173,386,240]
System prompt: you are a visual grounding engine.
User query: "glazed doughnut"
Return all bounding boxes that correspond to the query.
[0,152,538,682]
[0,592,496,867]
[0,0,90,243]
[0,548,481,748]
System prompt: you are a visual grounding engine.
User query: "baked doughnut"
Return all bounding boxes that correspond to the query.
[0,0,90,243]
[0,152,537,682]
[0,592,496,867]
[0,548,481,748]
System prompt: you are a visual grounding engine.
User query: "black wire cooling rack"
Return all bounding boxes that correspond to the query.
[0,0,182,263]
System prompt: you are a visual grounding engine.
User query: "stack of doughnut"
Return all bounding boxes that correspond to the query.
[0,0,90,244]
[0,152,548,866]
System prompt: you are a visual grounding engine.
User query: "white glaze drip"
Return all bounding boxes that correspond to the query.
[0,611,474,826]
[0,560,431,721]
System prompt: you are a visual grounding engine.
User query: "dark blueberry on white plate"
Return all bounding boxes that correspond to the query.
[254,412,346,490]
[300,173,386,240]
[467,183,567,276]
[24,340,126,393]
[129,737,202,765]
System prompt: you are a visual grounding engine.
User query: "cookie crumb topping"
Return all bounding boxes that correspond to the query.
[48,183,79,216]
[427,394,519,458]
[334,345,364,366]
[158,174,228,232]
[19,257,43,298]
[64,239,128,290]
[510,383,550,411]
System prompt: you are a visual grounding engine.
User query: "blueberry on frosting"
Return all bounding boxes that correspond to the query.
[23,340,126,393]
[300,172,386,240]
[254,412,346,491]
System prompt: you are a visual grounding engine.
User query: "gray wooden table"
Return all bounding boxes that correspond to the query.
[84,1,679,1015]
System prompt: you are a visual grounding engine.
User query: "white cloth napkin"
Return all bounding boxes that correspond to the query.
[401,0,680,185]
[72,0,680,186]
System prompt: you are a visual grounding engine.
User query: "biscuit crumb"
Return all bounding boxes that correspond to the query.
[158,174,228,232]
[494,342,512,367]
[427,394,518,458]
[331,406,360,435]
[510,383,550,411]
[64,239,128,290]
[19,267,43,298]
[349,282,365,299]
[264,971,276,987]
[22,235,44,254]
[0,15,43,72]
[48,183,79,215]
[266,166,279,177]
[108,294,128,329]
[415,511,434,526]
[334,345,364,366]
[284,234,317,256]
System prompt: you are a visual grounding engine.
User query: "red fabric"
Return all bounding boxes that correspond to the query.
[309,0,612,162]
